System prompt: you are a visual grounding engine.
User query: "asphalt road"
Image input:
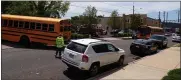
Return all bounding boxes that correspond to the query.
[2,36,176,80]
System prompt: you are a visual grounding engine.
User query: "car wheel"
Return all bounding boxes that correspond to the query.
[154,45,158,53]
[89,64,99,76]
[117,56,124,66]
[164,44,167,48]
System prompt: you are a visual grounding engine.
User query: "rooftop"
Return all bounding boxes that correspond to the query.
[2,14,65,23]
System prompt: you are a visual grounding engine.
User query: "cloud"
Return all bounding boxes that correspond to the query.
[63,2,180,19]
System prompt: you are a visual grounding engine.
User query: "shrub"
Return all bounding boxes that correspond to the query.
[162,68,181,80]
[117,33,132,37]
[71,33,89,39]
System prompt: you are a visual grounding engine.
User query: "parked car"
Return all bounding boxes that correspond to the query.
[130,39,158,56]
[148,34,168,49]
[164,32,171,36]
[110,29,121,35]
[61,39,125,76]
[172,33,180,42]
[132,31,138,39]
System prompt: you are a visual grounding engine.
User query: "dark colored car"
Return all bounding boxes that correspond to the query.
[110,29,121,35]
[148,34,168,49]
[130,39,158,56]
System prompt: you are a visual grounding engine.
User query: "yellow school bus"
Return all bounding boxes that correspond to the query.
[1,14,71,47]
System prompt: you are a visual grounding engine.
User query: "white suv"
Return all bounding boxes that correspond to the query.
[61,39,125,76]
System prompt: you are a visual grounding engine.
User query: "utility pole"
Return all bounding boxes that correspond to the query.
[166,12,168,23]
[158,11,161,27]
[178,10,180,23]
[132,2,135,30]
[163,11,165,23]
[133,2,135,15]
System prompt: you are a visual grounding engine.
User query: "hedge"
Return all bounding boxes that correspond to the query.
[162,68,181,80]
[71,33,89,39]
[117,33,132,37]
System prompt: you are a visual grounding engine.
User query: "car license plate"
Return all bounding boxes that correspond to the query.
[69,54,74,58]
[151,47,156,50]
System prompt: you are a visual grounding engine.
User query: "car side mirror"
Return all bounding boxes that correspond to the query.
[115,48,120,51]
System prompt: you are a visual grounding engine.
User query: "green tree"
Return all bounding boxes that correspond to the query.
[2,1,70,18]
[83,6,99,25]
[107,10,121,29]
[130,15,143,30]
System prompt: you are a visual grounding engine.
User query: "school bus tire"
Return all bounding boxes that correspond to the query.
[19,35,31,48]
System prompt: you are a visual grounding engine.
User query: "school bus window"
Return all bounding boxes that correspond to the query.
[2,19,4,27]
[42,24,48,31]
[19,21,24,28]
[60,26,63,32]
[48,24,54,32]
[2,19,8,27]
[64,26,70,31]
[14,21,18,27]
[30,22,35,29]
[8,20,13,27]
[24,22,30,29]
[36,23,41,30]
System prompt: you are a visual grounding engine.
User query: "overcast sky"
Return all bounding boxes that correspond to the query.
[62,2,180,22]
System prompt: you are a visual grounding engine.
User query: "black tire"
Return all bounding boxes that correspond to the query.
[117,56,124,66]
[89,64,99,77]
[164,44,167,48]
[19,36,30,47]
[154,45,158,53]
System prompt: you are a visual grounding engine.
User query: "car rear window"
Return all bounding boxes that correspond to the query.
[150,35,164,40]
[67,42,87,53]
[134,40,146,44]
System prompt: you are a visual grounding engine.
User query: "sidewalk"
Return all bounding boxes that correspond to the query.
[100,47,180,80]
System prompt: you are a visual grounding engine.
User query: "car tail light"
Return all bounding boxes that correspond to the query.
[82,54,89,62]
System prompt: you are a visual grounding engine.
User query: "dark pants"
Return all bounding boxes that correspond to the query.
[55,47,64,57]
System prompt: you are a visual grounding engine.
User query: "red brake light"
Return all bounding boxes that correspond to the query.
[82,54,89,62]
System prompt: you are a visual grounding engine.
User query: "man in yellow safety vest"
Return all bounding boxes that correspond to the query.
[55,34,65,58]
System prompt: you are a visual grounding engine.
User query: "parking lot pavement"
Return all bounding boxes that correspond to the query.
[1,36,177,80]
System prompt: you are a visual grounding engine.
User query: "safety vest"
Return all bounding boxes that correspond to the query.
[56,37,64,48]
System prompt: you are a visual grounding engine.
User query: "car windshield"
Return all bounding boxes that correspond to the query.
[176,34,180,36]
[67,42,87,53]
[150,35,164,40]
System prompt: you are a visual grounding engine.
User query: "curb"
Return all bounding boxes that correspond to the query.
[121,37,132,40]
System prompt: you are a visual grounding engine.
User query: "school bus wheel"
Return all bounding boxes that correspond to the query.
[19,35,31,47]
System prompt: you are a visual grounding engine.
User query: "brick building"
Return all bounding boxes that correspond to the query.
[121,14,160,29]
[98,14,161,31]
